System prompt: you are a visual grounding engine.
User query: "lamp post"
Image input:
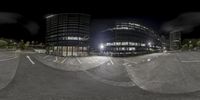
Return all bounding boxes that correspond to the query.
[147,42,152,53]
[99,43,104,56]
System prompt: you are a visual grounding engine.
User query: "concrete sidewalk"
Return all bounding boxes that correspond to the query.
[125,51,200,93]
[33,54,110,71]
[0,52,19,90]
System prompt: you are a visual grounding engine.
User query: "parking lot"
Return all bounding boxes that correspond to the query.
[0,50,19,90]
[1,51,200,99]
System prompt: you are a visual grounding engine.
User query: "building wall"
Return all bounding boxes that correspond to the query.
[46,13,90,56]
[103,22,162,56]
[169,32,181,50]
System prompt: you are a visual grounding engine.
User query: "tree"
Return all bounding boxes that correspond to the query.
[0,40,8,48]
[181,39,199,51]
[31,41,35,45]
[18,40,25,50]
[25,41,30,49]
[189,44,193,50]
[197,40,200,47]
[197,40,200,50]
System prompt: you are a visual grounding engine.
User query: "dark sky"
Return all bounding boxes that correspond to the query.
[0,1,200,43]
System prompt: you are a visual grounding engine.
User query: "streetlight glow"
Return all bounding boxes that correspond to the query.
[99,43,104,50]
[148,42,152,46]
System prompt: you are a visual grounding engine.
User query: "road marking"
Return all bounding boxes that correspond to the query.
[107,63,111,66]
[43,55,49,59]
[0,56,18,61]
[108,57,114,65]
[69,59,73,65]
[181,60,200,63]
[127,64,132,67]
[83,69,135,87]
[61,57,68,63]
[123,63,129,66]
[122,63,132,67]
[0,51,18,62]
[147,58,151,62]
[26,56,35,64]
[76,57,82,64]
[53,57,58,62]
[123,59,137,64]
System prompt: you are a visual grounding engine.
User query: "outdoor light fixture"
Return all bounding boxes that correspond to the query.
[148,42,152,47]
[99,43,104,50]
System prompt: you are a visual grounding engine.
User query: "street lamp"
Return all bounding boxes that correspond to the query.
[148,42,152,47]
[147,42,152,53]
[99,43,104,50]
[99,43,104,56]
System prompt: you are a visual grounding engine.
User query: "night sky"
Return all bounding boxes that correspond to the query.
[0,1,200,45]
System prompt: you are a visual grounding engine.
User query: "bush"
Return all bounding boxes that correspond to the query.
[0,40,8,48]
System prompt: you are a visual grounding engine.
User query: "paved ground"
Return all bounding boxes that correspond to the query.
[0,54,144,100]
[0,50,19,90]
[0,50,17,60]
[34,54,110,71]
[1,51,200,99]
[125,51,200,93]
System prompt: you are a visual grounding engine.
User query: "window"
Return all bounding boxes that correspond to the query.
[141,43,146,47]
[122,42,128,45]
[106,43,114,46]
[83,47,87,51]
[54,46,57,50]
[129,47,136,51]
[115,42,120,46]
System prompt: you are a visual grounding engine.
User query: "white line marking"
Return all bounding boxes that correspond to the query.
[43,55,49,59]
[127,64,132,67]
[69,59,74,65]
[108,57,114,65]
[147,58,151,62]
[76,57,82,64]
[181,60,200,63]
[83,69,135,87]
[53,57,58,62]
[26,56,35,64]
[0,51,18,62]
[107,63,111,66]
[0,56,17,61]
[123,59,137,64]
[123,63,128,66]
[61,57,68,63]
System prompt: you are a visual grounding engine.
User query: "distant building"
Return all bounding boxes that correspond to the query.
[169,31,181,50]
[102,22,162,56]
[45,13,90,56]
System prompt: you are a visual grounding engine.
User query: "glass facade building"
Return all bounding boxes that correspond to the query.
[102,22,162,56]
[45,13,90,56]
[169,31,181,50]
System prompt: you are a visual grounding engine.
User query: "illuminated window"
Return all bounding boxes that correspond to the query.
[83,47,87,51]
[122,42,128,45]
[79,37,83,40]
[54,46,57,50]
[141,43,146,47]
[135,43,139,46]
[129,42,137,46]
[65,36,79,40]
[116,47,118,51]
[129,47,136,51]
[114,42,120,46]
[106,43,112,46]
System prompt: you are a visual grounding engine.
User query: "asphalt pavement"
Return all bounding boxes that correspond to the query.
[125,51,200,94]
[0,54,142,100]
[0,52,200,100]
